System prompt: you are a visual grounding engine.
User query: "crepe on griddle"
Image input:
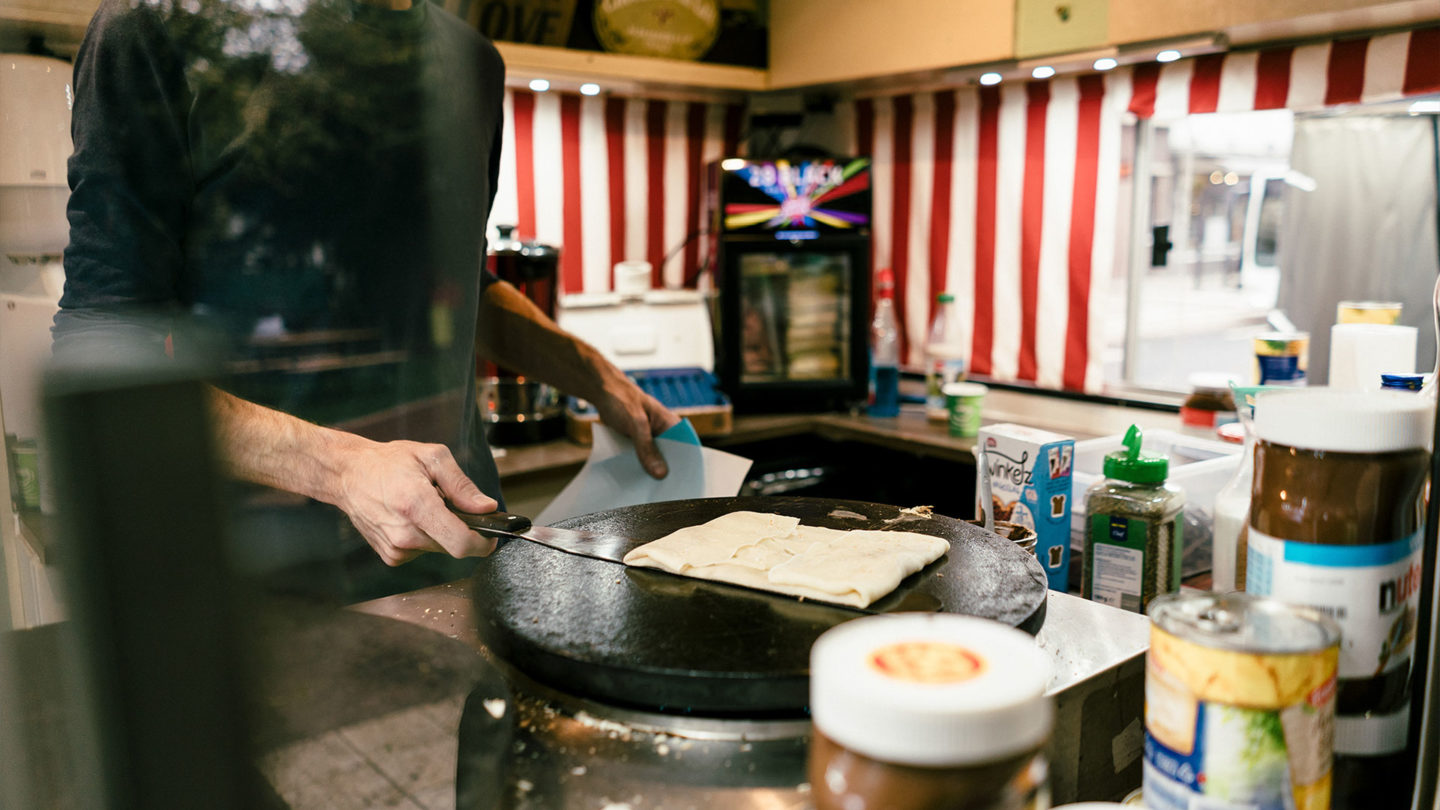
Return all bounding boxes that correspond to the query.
[621,511,949,608]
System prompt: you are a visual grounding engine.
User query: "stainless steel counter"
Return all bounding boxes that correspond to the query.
[354,580,1150,806]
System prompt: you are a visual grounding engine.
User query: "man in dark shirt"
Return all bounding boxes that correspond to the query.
[56,0,676,598]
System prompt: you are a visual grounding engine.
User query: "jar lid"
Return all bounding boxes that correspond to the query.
[1101,425,1168,484]
[1216,422,1245,444]
[943,381,987,397]
[1254,389,1433,453]
[810,614,1051,767]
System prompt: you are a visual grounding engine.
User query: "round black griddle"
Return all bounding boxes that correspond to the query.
[470,496,1048,716]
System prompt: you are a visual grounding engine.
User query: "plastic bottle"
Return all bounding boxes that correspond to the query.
[1211,409,1253,593]
[924,292,967,421]
[868,268,900,417]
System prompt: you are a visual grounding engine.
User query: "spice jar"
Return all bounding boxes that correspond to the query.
[1082,425,1184,613]
[1247,389,1431,808]
[809,614,1052,810]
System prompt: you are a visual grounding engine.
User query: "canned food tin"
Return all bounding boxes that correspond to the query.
[1336,300,1402,325]
[1144,592,1340,810]
[1253,333,1308,386]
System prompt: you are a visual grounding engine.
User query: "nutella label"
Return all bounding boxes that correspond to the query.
[868,641,986,684]
[1248,530,1421,679]
[1247,529,1422,754]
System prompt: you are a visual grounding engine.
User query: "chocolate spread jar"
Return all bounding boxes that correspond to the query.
[809,614,1052,810]
[1247,389,1431,808]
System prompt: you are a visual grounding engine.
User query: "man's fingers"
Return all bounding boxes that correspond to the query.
[429,448,498,514]
[648,396,682,434]
[633,431,669,479]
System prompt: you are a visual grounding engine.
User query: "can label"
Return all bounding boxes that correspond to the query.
[1144,627,1337,810]
[1253,335,1308,386]
[1247,529,1422,754]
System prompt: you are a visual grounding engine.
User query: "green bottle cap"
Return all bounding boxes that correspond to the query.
[1102,425,1168,484]
[937,292,955,303]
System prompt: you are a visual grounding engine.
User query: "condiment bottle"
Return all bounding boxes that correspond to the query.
[1178,373,1237,439]
[868,268,900,417]
[1082,425,1184,613]
[925,292,967,421]
[1211,385,1267,593]
[1246,389,1432,808]
[809,614,1052,810]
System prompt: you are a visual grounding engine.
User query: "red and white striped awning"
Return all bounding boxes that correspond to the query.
[1130,25,1440,118]
[841,23,1440,392]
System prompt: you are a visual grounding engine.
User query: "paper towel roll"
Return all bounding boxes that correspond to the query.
[1329,323,1417,390]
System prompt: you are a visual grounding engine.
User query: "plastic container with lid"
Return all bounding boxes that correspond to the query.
[808,614,1052,810]
[1178,372,1237,439]
[1082,425,1185,614]
[1246,389,1432,807]
[924,292,968,421]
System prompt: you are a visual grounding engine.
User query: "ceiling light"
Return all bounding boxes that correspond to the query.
[1031,65,1056,80]
[979,72,1003,86]
[528,78,550,92]
[1224,172,1239,186]
[1093,57,1118,71]
[1156,50,1182,63]
[580,83,601,96]
[720,158,746,171]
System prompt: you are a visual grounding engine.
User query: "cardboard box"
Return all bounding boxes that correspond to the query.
[977,423,1075,591]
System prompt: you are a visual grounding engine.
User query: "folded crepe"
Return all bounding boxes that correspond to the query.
[621,511,949,608]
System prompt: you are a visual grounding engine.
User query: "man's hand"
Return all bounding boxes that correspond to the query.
[209,388,500,566]
[591,368,682,479]
[476,280,682,479]
[333,439,500,566]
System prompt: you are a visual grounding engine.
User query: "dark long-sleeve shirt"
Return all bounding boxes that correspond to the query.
[58,0,509,597]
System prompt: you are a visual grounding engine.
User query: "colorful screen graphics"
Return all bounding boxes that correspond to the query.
[720,158,871,238]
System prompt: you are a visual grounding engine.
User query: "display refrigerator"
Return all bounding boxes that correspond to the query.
[706,157,873,412]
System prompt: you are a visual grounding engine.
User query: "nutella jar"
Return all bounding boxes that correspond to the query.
[1247,389,1432,809]
[809,614,1052,810]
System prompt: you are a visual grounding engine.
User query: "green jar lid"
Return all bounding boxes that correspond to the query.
[1102,425,1168,484]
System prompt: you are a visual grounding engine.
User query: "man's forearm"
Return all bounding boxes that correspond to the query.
[474,281,616,401]
[207,386,366,507]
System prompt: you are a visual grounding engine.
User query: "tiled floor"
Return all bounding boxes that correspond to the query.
[259,695,467,810]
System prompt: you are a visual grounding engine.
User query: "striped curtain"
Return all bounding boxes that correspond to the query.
[839,77,1128,392]
[839,24,1440,393]
[489,91,744,295]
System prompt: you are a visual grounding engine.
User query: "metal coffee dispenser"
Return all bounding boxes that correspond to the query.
[479,225,564,445]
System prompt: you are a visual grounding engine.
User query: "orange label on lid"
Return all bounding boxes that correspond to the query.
[868,641,987,683]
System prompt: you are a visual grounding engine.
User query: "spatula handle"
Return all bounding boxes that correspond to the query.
[450,508,533,537]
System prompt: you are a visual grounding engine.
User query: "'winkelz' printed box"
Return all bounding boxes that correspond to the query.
[977,423,1075,592]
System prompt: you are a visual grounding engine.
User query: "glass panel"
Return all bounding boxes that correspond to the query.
[738,251,852,384]
[1130,111,1292,391]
